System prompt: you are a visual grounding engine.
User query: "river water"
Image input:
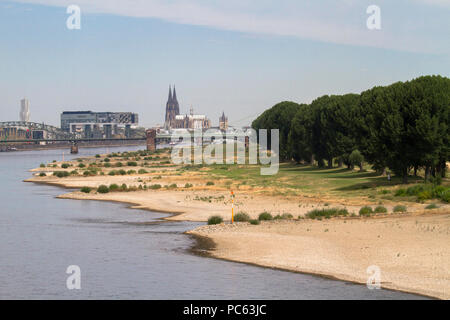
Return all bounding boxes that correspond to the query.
[0,147,427,299]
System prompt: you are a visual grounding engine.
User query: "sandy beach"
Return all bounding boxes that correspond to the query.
[189,212,450,299]
[26,152,450,299]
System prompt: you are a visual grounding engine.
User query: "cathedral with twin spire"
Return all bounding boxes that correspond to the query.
[164,85,212,130]
[164,85,180,129]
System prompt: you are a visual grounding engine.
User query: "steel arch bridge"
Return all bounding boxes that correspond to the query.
[0,121,74,139]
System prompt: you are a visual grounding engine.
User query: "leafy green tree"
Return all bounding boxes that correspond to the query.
[288,104,315,163]
[349,149,364,171]
[252,101,302,161]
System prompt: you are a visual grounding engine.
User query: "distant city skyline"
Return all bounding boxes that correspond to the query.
[1,0,449,128]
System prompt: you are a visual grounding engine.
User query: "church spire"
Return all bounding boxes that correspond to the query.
[173,85,177,102]
[168,85,173,102]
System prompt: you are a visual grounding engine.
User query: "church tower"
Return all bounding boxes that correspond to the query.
[165,85,180,129]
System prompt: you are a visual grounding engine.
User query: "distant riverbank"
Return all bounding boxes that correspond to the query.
[25,150,450,299]
[1,140,145,153]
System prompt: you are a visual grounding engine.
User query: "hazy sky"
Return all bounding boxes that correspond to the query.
[1,0,449,127]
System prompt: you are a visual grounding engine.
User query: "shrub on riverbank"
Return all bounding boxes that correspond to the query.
[208,215,223,225]
[185,183,193,188]
[258,212,273,221]
[393,205,407,213]
[359,206,373,216]
[97,185,109,193]
[206,181,215,186]
[80,187,91,193]
[53,171,70,178]
[425,203,439,209]
[109,184,119,191]
[39,172,46,177]
[274,213,293,220]
[394,184,450,203]
[234,212,250,222]
[374,206,387,214]
[305,208,348,220]
[249,219,260,225]
[148,184,162,190]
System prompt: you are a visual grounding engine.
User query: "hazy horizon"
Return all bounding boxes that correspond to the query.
[1,0,449,128]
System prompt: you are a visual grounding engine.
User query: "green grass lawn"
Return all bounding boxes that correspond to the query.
[205,162,448,201]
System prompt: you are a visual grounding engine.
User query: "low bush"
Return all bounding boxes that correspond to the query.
[185,183,193,188]
[80,187,91,193]
[258,212,273,221]
[61,163,69,169]
[395,189,406,196]
[305,208,348,220]
[207,215,223,225]
[439,189,450,203]
[138,169,148,174]
[393,205,407,213]
[53,171,70,178]
[109,184,119,191]
[97,185,109,193]
[118,170,127,175]
[39,172,46,177]
[395,184,450,203]
[127,170,136,175]
[417,191,432,202]
[206,181,215,186]
[95,154,101,158]
[359,206,373,216]
[108,171,116,176]
[40,163,45,168]
[425,203,439,210]
[234,212,250,222]
[104,158,110,162]
[78,163,85,168]
[127,161,138,167]
[374,206,387,214]
[149,184,162,190]
[249,219,260,225]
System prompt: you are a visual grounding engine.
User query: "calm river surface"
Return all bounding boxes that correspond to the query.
[0,147,427,299]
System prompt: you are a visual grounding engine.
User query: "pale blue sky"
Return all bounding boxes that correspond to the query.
[1,0,449,127]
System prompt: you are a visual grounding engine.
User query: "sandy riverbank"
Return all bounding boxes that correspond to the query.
[189,211,450,299]
[25,152,450,299]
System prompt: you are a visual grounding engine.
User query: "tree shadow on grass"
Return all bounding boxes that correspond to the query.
[281,164,350,175]
[335,171,380,179]
[334,175,423,191]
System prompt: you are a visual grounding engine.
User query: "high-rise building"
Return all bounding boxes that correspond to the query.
[164,85,180,129]
[20,98,30,122]
[60,111,138,138]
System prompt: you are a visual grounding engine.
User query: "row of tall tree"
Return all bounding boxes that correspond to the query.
[252,75,450,183]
